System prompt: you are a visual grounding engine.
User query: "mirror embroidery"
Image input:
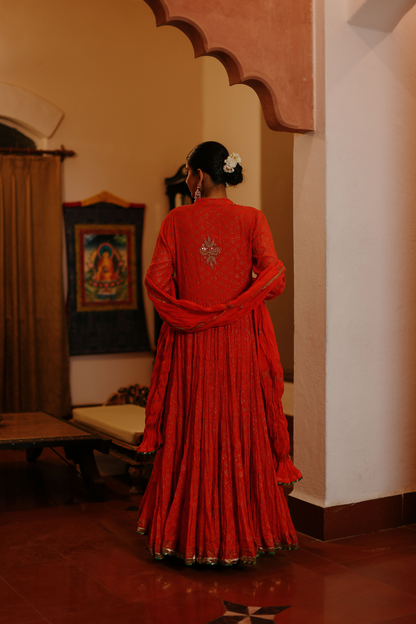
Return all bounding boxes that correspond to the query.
[199,237,221,268]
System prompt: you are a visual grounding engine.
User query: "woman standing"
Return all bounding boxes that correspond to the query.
[137,141,302,565]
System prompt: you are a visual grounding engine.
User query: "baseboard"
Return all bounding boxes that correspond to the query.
[288,492,416,541]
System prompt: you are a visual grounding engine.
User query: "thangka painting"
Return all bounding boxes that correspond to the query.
[64,195,150,355]
[74,224,137,311]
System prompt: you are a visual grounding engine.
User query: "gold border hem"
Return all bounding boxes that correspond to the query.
[136,531,298,566]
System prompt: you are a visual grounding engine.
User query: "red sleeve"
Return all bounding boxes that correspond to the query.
[252,210,285,300]
[145,216,175,297]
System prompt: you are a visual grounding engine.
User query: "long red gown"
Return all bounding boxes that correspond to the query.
[137,197,302,565]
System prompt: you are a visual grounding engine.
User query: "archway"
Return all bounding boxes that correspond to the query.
[144,0,314,133]
[0,83,63,140]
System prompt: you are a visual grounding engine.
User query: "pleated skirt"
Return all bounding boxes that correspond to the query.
[137,314,298,565]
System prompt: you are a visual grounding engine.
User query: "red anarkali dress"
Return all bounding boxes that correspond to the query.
[137,198,302,565]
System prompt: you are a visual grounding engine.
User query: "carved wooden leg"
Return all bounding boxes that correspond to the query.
[68,446,105,501]
[128,465,145,495]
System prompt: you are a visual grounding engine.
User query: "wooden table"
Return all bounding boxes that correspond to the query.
[0,412,110,501]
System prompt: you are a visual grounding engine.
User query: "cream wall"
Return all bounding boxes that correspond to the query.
[261,120,294,378]
[200,56,261,210]
[293,0,416,507]
[292,0,327,508]
[0,0,267,407]
[0,0,203,405]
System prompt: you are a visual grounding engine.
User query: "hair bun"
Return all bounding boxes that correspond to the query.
[223,163,243,187]
[187,141,244,189]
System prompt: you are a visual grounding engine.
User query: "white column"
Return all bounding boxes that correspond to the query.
[292,0,416,509]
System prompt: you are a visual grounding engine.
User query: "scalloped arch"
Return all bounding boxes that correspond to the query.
[144,0,314,133]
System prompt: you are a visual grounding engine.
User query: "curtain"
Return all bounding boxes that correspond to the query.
[0,155,71,417]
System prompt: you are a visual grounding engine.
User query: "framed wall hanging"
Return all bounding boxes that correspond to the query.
[64,191,150,355]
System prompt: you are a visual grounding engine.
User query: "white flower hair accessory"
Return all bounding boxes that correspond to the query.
[223,152,242,173]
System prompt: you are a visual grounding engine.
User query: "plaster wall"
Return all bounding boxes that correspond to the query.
[349,0,416,32]
[292,0,327,507]
[324,1,416,505]
[0,0,264,407]
[200,56,261,210]
[261,121,294,378]
[293,0,416,508]
[0,0,203,405]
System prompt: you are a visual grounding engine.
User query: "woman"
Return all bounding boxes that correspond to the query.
[137,141,302,565]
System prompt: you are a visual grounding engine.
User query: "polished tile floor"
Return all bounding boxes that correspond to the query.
[1,448,416,624]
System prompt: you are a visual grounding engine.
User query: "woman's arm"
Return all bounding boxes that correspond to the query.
[145,218,175,297]
[252,210,285,299]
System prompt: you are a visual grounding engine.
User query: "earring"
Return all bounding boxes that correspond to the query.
[194,184,202,200]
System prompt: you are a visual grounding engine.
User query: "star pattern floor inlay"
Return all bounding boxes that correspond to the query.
[207,600,291,623]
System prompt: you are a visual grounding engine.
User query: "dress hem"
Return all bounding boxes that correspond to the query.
[278,476,303,486]
[137,446,160,455]
[136,527,299,566]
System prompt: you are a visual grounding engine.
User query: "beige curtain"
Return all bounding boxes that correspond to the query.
[0,155,71,417]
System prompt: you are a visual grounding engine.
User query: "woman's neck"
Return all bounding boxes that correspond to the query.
[202,184,228,199]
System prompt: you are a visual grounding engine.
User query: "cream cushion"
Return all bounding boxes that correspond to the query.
[72,404,146,446]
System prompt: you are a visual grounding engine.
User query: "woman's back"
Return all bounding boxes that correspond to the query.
[149,198,279,306]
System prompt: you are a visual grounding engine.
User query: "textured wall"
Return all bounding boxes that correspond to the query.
[200,56,261,211]
[0,0,267,406]
[325,1,416,505]
[261,122,294,379]
[0,0,203,404]
[293,0,416,507]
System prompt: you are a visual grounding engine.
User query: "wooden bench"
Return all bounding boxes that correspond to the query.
[71,404,154,494]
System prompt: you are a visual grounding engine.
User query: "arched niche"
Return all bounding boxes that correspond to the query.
[143,0,314,133]
[348,0,416,31]
[0,83,64,139]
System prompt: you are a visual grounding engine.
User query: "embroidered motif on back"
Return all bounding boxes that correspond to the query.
[199,237,221,268]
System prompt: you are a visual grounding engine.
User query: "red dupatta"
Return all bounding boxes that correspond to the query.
[138,262,302,485]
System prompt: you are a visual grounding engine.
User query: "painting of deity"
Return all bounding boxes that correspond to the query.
[64,199,149,355]
[74,224,137,311]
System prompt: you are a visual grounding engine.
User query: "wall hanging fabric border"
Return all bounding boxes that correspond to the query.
[64,196,150,355]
